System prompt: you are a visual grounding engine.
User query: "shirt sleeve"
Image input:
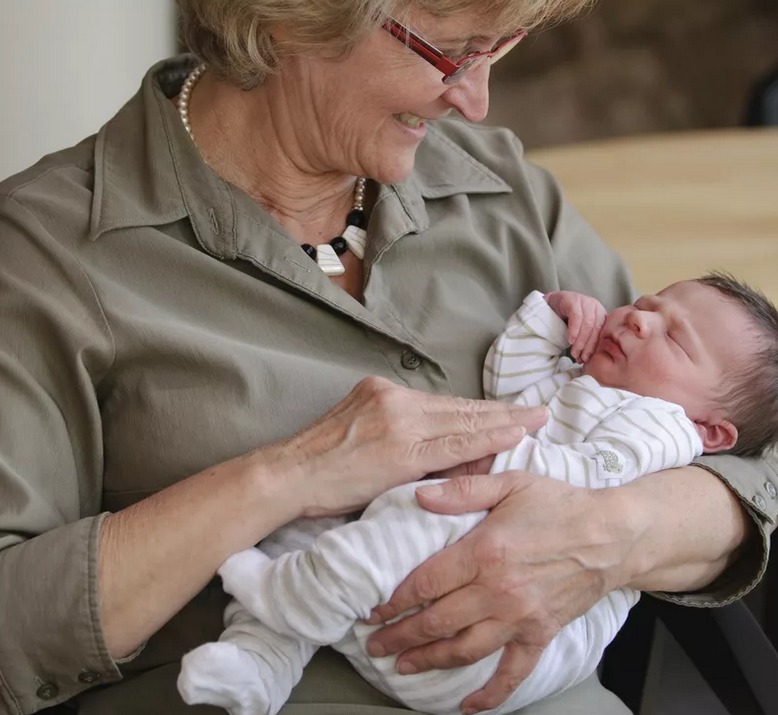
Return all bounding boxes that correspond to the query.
[656,448,778,607]
[520,150,778,605]
[0,195,121,713]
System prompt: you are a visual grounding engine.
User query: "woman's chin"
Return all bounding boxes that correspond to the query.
[367,159,418,186]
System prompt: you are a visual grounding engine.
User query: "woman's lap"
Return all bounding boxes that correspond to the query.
[74,648,629,715]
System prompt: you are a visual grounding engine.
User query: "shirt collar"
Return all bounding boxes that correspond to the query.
[411,120,512,199]
[89,55,511,256]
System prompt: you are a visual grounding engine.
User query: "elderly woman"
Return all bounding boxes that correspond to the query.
[0,1,774,714]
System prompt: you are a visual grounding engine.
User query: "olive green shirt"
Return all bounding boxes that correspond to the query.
[0,56,775,715]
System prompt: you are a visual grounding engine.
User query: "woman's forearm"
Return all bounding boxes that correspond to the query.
[611,464,753,592]
[98,451,300,659]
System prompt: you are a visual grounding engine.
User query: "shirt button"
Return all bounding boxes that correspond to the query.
[401,349,422,370]
[78,670,101,684]
[753,494,767,511]
[36,683,59,700]
[765,482,776,499]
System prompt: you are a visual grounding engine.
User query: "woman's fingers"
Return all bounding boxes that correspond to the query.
[394,618,511,675]
[414,425,527,474]
[291,378,547,515]
[366,538,478,629]
[368,584,498,672]
[460,641,544,715]
[414,471,534,514]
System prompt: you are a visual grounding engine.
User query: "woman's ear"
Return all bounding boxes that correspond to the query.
[695,419,738,454]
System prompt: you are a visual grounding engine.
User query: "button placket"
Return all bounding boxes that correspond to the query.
[36,683,59,700]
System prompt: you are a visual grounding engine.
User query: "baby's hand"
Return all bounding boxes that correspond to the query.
[544,291,607,363]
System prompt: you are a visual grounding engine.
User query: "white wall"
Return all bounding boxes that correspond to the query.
[0,1,177,180]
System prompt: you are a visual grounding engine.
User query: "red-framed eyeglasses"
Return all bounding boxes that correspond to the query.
[383,18,527,85]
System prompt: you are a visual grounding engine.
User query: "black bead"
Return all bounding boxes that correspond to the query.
[346,209,366,229]
[301,243,316,259]
[330,236,348,255]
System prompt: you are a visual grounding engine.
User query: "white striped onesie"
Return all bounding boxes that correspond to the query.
[178,290,702,715]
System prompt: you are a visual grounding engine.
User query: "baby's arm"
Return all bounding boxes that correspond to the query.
[485,291,572,400]
[493,390,703,486]
[484,290,606,401]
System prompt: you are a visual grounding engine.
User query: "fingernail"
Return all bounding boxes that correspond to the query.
[397,661,418,675]
[417,484,444,499]
[462,708,479,715]
[367,641,386,657]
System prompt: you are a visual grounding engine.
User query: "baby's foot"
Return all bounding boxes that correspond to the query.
[177,641,278,715]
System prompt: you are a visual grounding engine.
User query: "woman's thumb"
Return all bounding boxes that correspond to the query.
[416,473,520,514]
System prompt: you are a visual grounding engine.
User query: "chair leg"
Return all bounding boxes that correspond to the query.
[600,597,657,713]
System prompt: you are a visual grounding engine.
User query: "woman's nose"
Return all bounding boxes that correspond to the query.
[442,63,491,123]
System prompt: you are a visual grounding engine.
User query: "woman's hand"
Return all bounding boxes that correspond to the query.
[364,471,629,714]
[267,377,548,518]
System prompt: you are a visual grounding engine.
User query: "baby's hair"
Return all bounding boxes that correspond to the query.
[695,271,778,457]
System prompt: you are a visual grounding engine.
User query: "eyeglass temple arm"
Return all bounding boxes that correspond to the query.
[382,20,459,74]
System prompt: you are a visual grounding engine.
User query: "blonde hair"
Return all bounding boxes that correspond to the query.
[176,0,592,89]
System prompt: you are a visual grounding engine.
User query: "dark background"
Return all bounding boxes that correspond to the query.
[486,0,778,148]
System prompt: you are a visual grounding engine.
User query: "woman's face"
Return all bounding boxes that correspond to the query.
[272,10,503,184]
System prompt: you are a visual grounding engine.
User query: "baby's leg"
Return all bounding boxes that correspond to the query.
[178,572,317,715]
[218,480,487,646]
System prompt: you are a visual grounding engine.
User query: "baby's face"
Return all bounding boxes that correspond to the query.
[582,281,753,423]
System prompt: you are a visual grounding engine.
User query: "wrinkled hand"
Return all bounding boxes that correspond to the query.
[365,472,628,714]
[544,291,607,363]
[272,377,547,518]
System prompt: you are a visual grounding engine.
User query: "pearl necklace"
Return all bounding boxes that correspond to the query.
[177,63,367,276]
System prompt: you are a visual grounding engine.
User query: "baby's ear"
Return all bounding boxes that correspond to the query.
[696,419,738,454]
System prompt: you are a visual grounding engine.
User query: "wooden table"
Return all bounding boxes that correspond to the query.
[527,128,778,305]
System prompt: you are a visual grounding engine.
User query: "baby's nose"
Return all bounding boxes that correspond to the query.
[627,310,652,337]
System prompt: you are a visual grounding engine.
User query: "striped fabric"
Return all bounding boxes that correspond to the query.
[181,291,702,715]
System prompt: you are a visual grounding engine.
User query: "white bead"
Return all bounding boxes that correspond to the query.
[342,225,367,259]
[316,244,346,276]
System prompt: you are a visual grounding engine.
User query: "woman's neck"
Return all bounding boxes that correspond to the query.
[184,71,359,246]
